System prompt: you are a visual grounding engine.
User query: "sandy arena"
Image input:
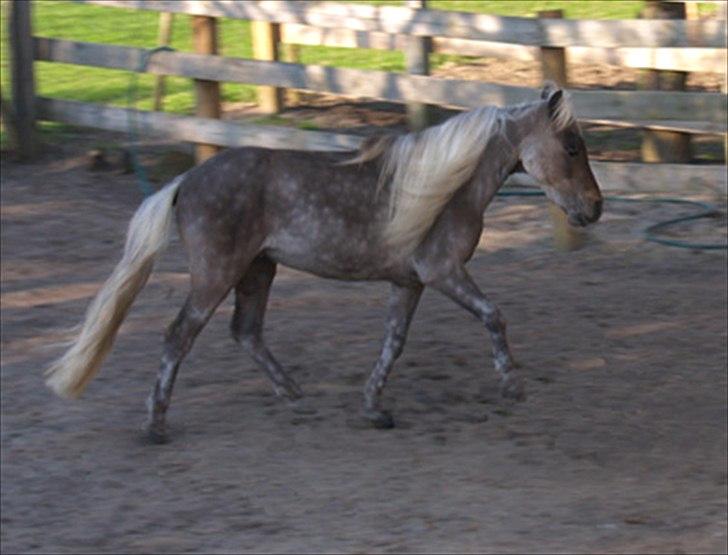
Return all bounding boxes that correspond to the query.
[1,140,726,553]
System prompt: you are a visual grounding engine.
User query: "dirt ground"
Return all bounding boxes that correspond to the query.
[1,129,727,555]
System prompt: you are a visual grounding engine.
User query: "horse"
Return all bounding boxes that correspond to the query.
[45,83,603,442]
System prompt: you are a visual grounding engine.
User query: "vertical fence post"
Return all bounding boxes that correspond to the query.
[404,0,432,130]
[719,1,728,21]
[281,39,301,106]
[153,12,174,111]
[251,20,282,113]
[539,9,584,251]
[8,0,38,160]
[683,0,700,21]
[639,1,691,163]
[191,15,221,163]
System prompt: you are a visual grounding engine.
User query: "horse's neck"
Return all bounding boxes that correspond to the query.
[463,126,520,215]
[466,101,545,212]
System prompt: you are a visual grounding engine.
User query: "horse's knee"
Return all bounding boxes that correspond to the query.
[484,308,506,334]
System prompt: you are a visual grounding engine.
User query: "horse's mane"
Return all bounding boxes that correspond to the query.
[344,106,504,254]
[343,89,576,255]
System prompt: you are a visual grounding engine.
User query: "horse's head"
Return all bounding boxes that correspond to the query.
[518,84,603,227]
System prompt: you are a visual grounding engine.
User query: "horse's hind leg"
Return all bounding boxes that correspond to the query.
[230,256,302,400]
[145,279,233,443]
[428,266,525,401]
[363,283,423,428]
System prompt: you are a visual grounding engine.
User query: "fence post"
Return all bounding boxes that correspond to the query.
[251,21,282,113]
[404,0,432,130]
[191,15,221,163]
[153,12,174,111]
[281,40,301,106]
[539,9,584,251]
[8,0,39,160]
[639,1,691,163]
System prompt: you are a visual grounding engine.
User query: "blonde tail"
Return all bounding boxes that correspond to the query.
[44,175,186,399]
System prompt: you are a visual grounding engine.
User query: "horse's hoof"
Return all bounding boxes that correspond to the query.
[143,421,169,445]
[499,374,526,401]
[288,398,317,415]
[364,409,395,429]
[278,381,303,401]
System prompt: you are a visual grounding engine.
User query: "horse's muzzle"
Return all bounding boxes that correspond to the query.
[590,198,603,222]
[569,199,602,227]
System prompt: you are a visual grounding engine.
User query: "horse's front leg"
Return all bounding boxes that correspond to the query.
[428,266,526,401]
[363,283,423,428]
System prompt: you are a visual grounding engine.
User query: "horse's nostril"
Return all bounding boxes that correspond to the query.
[592,199,603,221]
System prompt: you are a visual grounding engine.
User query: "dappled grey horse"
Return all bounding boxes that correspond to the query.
[45,84,602,442]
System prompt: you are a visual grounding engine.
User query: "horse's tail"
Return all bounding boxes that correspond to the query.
[44,174,186,399]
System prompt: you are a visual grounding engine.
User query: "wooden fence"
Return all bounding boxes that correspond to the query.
[6,0,728,196]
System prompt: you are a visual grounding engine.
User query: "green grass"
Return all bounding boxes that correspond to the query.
[0,0,655,119]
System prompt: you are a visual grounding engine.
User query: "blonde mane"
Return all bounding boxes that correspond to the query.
[348,106,504,254]
[344,89,576,255]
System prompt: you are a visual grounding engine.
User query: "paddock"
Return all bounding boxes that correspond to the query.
[2,0,727,551]
[1,130,726,553]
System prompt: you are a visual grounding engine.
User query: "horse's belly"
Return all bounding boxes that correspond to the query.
[263,232,385,281]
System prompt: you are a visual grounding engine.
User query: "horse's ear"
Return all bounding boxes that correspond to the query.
[541,81,560,100]
[547,90,564,121]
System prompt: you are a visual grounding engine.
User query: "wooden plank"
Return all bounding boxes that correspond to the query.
[581,118,726,136]
[404,0,431,131]
[280,23,727,73]
[539,10,568,87]
[251,20,282,113]
[567,46,726,73]
[79,1,726,49]
[507,162,727,196]
[0,88,18,153]
[640,1,691,164]
[8,0,38,160]
[36,97,363,151]
[152,12,174,111]
[280,42,301,106]
[35,97,726,196]
[280,22,410,51]
[539,9,582,251]
[32,38,728,122]
[191,15,221,162]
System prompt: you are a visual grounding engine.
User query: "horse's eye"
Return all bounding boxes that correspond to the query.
[564,133,580,157]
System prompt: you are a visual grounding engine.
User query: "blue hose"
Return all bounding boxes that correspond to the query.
[126,46,177,198]
[497,189,726,251]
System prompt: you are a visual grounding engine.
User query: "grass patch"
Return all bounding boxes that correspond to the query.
[0,119,78,151]
[250,114,321,131]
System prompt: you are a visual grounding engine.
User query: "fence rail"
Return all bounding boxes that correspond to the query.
[34,37,727,124]
[7,0,726,198]
[35,96,728,196]
[80,0,726,48]
[279,23,728,73]
[36,96,362,151]
[37,97,728,195]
